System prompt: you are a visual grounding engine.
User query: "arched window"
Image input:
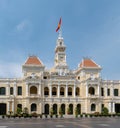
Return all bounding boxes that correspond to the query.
[68,87,72,96]
[44,87,49,96]
[31,103,37,111]
[60,87,64,96]
[0,87,6,95]
[76,87,80,96]
[89,87,95,95]
[30,86,37,94]
[91,104,96,111]
[52,87,57,96]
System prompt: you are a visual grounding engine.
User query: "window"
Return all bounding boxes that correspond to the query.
[18,87,22,95]
[68,87,72,96]
[76,87,80,96]
[43,76,47,79]
[44,87,49,96]
[52,87,57,96]
[107,89,110,96]
[10,87,13,95]
[101,88,104,96]
[91,104,96,111]
[89,87,95,95]
[31,103,37,111]
[30,86,37,94]
[60,87,64,96]
[114,89,119,96]
[0,87,6,95]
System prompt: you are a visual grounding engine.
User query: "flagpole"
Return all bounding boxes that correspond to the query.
[58,27,62,38]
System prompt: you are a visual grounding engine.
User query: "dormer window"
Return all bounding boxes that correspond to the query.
[43,76,47,79]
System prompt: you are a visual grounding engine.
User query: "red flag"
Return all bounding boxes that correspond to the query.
[56,18,62,32]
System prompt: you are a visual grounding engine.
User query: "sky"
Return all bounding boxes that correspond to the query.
[0,0,120,80]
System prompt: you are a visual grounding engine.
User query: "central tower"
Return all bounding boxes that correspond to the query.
[54,31,69,75]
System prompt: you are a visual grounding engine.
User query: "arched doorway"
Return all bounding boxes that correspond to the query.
[77,104,81,114]
[31,103,37,112]
[30,86,37,94]
[0,103,6,115]
[61,104,65,114]
[69,104,73,114]
[45,104,49,114]
[53,104,57,114]
[17,104,22,110]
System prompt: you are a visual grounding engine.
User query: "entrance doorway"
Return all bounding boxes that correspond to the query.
[0,103,6,115]
[115,103,120,113]
[45,104,49,114]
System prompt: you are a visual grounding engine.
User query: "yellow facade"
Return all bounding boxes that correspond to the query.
[0,34,120,116]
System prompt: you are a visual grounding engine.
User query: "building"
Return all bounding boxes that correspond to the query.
[0,33,120,115]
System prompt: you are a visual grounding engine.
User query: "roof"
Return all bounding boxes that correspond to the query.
[25,56,43,66]
[80,58,100,68]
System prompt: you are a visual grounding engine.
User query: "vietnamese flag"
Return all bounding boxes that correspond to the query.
[56,18,62,32]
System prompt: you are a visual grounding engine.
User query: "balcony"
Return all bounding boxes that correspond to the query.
[88,94,99,99]
[29,94,40,98]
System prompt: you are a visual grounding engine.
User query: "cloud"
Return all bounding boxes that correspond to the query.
[0,62,22,78]
[16,20,30,32]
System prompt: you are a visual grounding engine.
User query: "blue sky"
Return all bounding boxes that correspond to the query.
[0,0,120,80]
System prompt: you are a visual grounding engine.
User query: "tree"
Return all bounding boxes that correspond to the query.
[102,107,109,115]
[16,107,22,115]
[75,106,78,117]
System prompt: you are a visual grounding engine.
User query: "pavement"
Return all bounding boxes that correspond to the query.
[0,117,120,128]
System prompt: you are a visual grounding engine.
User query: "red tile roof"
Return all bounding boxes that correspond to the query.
[25,56,42,65]
[80,58,100,68]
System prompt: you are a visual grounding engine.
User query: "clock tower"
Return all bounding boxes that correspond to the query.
[54,31,69,75]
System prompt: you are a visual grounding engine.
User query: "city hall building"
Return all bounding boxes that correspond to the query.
[0,33,120,115]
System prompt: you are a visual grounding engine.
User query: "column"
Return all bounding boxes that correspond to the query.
[66,85,68,97]
[105,87,107,97]
[7,102,10,114]
[26,83,28,96]
[6,83,10,96]
[108,102,111,113]
[73,84,75,98]
[112,102,115,113]
[12,102,14,114]
[98,84,100,96]
[14,82,17,96]
[86,84,88,97]
[38,83,41,96]
[50,85,52,98]
[58,84,60,98]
